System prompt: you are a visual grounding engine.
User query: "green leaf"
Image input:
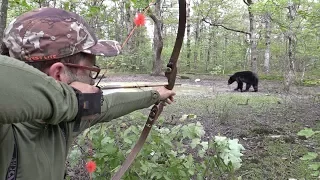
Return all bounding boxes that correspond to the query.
[191,138,201,149]
[151,171,163,179]
[106,144,118,154]
[163,175,171,180]
[101,136,114,146]
[169,150,177,157]
[311,170,320,177]
[188,168,195,175]
[300,152,318,161]
[179,114,188,122]
[197,174,204,180]
[309,162,320,171]
[188,114,197,119]
[140,161,149,173]
[297,128,316,138]
[198,148,206,158]
[179,114,197,122]
[200,141,209,150]
[178,170,187,177]
[124,137,132,144]
[123,127,132,137]
[68,148,81,168]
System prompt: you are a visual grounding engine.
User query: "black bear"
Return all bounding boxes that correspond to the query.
[228,71,259,92]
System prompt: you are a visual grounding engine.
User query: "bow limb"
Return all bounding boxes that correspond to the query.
[111,0,186,179]
[165,0,186,90]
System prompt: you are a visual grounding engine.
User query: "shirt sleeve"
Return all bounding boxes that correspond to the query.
[75,90,160,134]
[0,55,78,124]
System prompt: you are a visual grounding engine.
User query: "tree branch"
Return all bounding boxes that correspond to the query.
[202,18,251,35]
[243,0,249,6]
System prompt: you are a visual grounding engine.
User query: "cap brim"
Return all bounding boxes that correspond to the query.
[83,40,121,57]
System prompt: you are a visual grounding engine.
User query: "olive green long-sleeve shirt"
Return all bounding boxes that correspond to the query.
[0,55,160,179]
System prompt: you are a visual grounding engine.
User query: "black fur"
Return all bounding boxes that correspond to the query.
[228,71,259,92]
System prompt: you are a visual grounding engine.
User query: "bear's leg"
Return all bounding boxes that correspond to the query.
[234,80,240,91]
[253,84,258,92]
[244,83,251,92]
[236,80,243,92]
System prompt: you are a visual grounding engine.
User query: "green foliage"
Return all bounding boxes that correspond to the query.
[209,65,223,75]
[212,94,281,109]
[212,136,245,170]
[297,128,319,138]
[258,74,284,81]
[301,79,320,87]
[4,0,320,79]
[240,139,312,179]
[298,128,320,177]
[67,113,245,179]
[300,152,318,161]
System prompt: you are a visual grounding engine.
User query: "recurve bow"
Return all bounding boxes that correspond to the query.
[111,0,186,179]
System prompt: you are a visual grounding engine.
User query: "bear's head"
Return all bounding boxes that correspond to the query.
[228,75,236,85]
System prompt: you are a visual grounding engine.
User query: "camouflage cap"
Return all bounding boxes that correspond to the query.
[2,7,121,61]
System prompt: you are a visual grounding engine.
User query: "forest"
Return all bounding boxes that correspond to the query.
[0,0,320,179]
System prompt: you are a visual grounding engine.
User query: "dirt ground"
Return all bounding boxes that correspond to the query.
[69,74,320,179]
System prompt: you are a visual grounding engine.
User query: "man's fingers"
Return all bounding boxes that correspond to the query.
[165,98,173,104]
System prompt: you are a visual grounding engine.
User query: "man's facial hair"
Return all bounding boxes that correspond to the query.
[64,68,94,85]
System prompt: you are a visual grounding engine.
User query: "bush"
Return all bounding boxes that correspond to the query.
[67,113,245,179]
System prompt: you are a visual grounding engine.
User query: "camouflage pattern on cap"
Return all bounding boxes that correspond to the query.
[2,7,121,61]
[84,40,121,57]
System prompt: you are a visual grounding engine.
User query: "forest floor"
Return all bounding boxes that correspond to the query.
[68,73,320,180]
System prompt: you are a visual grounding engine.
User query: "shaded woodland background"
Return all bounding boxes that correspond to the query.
[0,0,319,90]
[1,1,320,179]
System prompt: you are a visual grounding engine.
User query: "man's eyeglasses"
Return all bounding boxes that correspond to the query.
[63,63,101,79]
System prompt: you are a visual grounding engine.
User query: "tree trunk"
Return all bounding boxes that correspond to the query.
[193,19,200,71]
[186,0,191,70]
[38,0,49,7]
[197,23,205,70]
[0,0,8,46]
[264,13,271,73]
[244,0,258,73]
[284,1,297,92]
[213,33,218,66]
[150,0,163,76]
[124,4,134,53]
[206,28,214,72]
[117,0,125,42]
[223,36,228,74]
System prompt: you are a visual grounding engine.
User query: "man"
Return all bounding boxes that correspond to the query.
[0,54,100,124]
[0,7,175,179]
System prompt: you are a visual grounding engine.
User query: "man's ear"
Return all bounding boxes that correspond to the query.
[48,62,65,81]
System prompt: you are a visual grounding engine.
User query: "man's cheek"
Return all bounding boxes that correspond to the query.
[77,75,92,85]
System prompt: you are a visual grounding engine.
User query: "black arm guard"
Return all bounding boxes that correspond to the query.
[72,88,104,132]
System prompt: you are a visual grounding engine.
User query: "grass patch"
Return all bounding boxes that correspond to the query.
[211,93,282,112]
[300,79,320,87]
[259,74,284,81]
[304,69,320,80]
[174,93,283,124]
[212,94,281,106]
[240,139,313,180]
